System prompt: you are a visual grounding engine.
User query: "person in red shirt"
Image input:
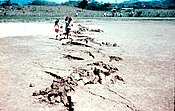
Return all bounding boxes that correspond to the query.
[54,19,60,40]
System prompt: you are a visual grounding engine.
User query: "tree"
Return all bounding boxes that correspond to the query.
[167,0,175,3]
[30,0,44,5]
[100,3,111,11]
[87,1,100,10]
[1,0,11,6]
[5,0,10,4]
[78,0,88,10]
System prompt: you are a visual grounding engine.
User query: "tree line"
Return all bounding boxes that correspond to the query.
[1,0,175,10]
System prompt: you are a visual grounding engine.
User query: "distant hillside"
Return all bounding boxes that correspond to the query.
[0,0,60,5]
[0,5,107,17]
[11,0,32,5]
[0,0,32,5]
[0,5,174,18]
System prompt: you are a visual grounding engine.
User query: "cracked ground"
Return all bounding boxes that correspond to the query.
[0,20,174,111]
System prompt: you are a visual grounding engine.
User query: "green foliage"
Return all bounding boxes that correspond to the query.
[61,1,69,5]
[1,0,11,6]
[121,1,175,9]
[86,2,101,10]
[76,0,174,11]
[29,0,46,5]
[135,11,142,17]
[78,0,88,10]
[86,2,112,11]
[28,0,58,6]
[100,3,112,11]
[5,0,11,5]
[133,9,175,17]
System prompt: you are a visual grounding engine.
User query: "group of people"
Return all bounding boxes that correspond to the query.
[54,16,73,40]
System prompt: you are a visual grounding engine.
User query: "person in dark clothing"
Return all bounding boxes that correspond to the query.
[65,17,73,39]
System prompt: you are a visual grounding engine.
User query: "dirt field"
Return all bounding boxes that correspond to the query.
[0,19,174,111]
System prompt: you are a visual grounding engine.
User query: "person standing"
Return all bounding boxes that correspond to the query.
[76,12,78,17]
[59,25,64,38]
[65,17,73,39]
[54,19,60,40]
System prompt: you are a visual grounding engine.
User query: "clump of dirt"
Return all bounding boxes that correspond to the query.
[90,29,104,32]
[33,71,76,110]
[63,54,84,60]
[109,56,123,62]
[74,25,119,47]
[102,42,119,47]
[87,61,119,75]
[77,24,89,32]
[32,25,124,111]
[77,24,104,33]
[66,41,92,47]
[84,51,95,58]
[32,59,124,110]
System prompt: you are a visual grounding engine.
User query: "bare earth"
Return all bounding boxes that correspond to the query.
[0,19,174,111]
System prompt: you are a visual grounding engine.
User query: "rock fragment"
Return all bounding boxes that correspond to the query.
[109,56,123,62]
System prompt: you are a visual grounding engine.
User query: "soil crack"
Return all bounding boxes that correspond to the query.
[106,86,140,111]
[63,54,84,60]
[86,88,140,111]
